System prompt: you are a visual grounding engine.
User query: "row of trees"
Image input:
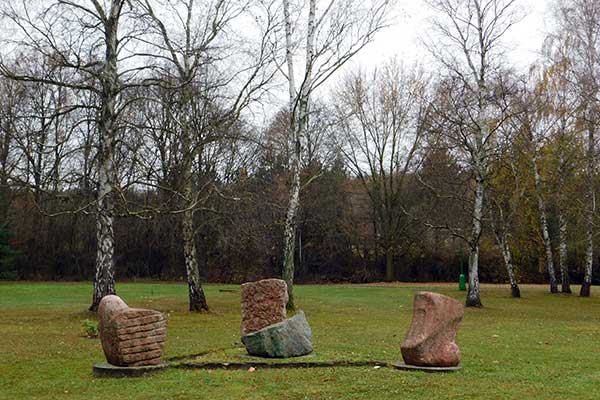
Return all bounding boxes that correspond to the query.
[0,0,599,310]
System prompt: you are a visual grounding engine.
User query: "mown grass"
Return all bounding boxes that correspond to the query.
[1,282,600,399]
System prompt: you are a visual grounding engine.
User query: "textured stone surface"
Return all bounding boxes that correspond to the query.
[99,295,167,367]
[240,278,288,336]
[241,311,313,358]
[400,292,464,367]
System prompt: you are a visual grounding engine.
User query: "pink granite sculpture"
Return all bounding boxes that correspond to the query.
[240,278,288,336]
[400,291,464,367]
[98,295,167,367]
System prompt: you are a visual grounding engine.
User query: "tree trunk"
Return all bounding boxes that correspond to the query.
[558,211,571,294]
[90,162,116,311]
[385,247,394,282]
[495,230,520,298]
[181,203,208,311]
[282,155,300,310]
[0,116,12,222]
[533,153,558,294]
[466,74,490,308]
[179,93,209,311]
[581,229,593,297]
[281,0,316,310]
[90,1,124,311]
[466,175,484,307]
[581,124,595,297]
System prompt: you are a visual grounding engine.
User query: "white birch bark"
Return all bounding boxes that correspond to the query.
[499,232,520,298]
[182,178,208,310]
[532,150,558,293]
[467,172,484,306]
[430,0,520,307]
[178,52,208,311]
[558,211,571,293]
[490,201,521,298]
[280,0,390,306]
[282,0,316,309]
[282,0,298,309]
[140,0,217,311]
[180,83,208,310]
[466,72,489,307]
[90,0,124,311]
[581,122,595,296]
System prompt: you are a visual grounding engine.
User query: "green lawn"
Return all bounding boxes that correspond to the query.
[1,282,600,399]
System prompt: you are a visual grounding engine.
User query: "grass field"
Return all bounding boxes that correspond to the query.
[1,282,600,399]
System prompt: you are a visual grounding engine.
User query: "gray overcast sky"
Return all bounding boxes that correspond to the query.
[0,0,552,122]
[348,0,550,73]
[263,0,552,124]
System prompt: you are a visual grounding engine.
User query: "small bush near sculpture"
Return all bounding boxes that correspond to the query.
[81,319,99,338]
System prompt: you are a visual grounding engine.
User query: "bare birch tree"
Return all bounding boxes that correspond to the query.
[425,0,520,307]
[0,0,147,310]
[134,0,278,310]
[553,0,600,297]
[509,71,570,294]
[488,120,524,298]
[538,43,580,293]
[281,0,392,309]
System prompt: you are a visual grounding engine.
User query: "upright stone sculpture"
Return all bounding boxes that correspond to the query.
[240,278,313,358]
[400,292,464,367]
[240,278,288,336]
[98,295,167,367]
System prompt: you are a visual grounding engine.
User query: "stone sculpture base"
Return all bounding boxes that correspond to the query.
[391,361,461,373]
[93,362,169,378]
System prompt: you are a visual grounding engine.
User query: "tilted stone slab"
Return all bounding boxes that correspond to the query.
[400,291,464,367]
[99,295,167,367]
[240,278,289,336]
[241,310,313,358]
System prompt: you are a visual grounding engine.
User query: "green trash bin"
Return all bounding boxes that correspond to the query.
[459,257,466,291]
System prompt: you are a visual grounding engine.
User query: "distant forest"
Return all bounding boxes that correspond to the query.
[1,0,600,310]
[2,103,597,287]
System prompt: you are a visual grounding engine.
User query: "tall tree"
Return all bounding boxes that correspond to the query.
[135,0,277,310]
[281,0,391,309]
[537,48,580,293]
[1,0,145,310]
[425,0,520,307]
[334,61,428,281]
[553,0,600,297]
[0,74,23,222]
[488,119,525,298]
[518,84,559,294]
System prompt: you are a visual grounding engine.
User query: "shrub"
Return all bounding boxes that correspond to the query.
[81,319,99,338]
